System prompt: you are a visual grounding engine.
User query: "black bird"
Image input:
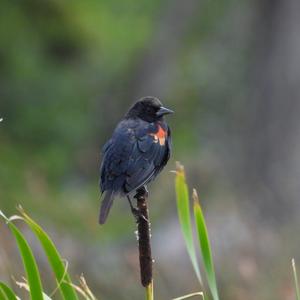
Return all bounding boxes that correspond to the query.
[99,96,173,224]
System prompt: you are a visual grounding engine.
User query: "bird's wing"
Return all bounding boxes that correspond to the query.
[99,122,135,193]
[99,139,113,192]
[124,121,170,193]
[99,122,135,224]
[100,119,170,194]
[99,119,170,224]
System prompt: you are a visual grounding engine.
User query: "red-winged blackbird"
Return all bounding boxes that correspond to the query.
[99,96,173,224]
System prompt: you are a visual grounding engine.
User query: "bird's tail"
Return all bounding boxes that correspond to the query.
[99,190,115,224]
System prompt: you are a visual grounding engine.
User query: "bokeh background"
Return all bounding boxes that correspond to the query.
[1,0,300,299]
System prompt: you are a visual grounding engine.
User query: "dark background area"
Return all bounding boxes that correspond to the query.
[1,0,300,299]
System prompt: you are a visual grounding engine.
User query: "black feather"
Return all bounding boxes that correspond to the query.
[99,190,114,224]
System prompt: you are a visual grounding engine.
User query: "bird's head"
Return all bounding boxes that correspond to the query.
[126,96,173,122]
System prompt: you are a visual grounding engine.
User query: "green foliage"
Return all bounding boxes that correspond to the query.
[19,208,79,300]
[193,190,219,300]
[0,211,44,300]
[292,259,300,300]
[175,162,202,284]
[0,282,18,300]
[174,162,219,300]
[0,209,96,300]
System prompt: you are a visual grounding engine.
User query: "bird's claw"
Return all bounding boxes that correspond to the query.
[127,195,149,223]
[134,186,149,199]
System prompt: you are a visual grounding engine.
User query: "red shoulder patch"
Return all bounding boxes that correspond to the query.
[150,124,167,146]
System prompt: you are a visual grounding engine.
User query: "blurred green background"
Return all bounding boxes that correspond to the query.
[1,0,300,299]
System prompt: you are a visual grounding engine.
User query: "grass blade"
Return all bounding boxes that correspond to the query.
[18,208,79,300]
[0,287,7,300]
[292,258,300,300]
[0,211,44,300]
[78,275,98,300]
[15,280,52,300]
[193,190,219,300]
[0,282,18,300]
[175,162,202,284]
[172,292,204,300]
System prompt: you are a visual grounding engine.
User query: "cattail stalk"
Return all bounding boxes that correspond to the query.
[135,189,153,299]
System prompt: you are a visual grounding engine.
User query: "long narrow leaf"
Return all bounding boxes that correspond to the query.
[18,209,79,300]
[292,258,300,300]
[0,211,44,300]
[0,282,18,300]
[172,291,204,300]
[193,190,219,300]
[15,280,52,300]
[0,286,7,300]
[175,162,202,284]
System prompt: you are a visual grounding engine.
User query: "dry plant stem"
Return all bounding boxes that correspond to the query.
[135,188,153,288]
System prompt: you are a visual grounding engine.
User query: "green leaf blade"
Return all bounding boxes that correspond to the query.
[292,259,300,300]
[0,286,7,300]
[0,282,18,300]
[7,223,44,300]
[193,189,219,300]
[20,210,79,300]
[175,162,202,284]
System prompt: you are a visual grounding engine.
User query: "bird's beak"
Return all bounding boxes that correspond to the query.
[156,106,174,117]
